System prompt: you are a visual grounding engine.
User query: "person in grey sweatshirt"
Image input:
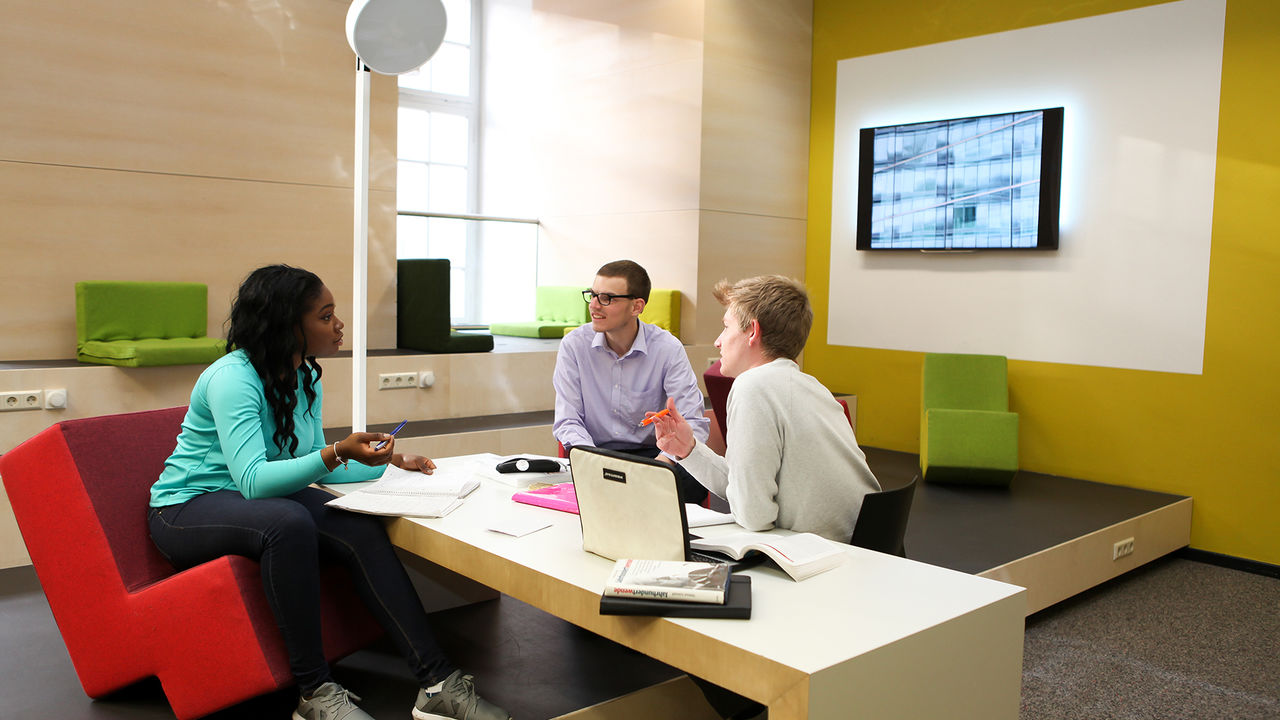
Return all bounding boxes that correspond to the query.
[648,274,880,544]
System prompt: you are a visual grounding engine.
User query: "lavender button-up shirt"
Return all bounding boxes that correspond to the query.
[553,321,709,452]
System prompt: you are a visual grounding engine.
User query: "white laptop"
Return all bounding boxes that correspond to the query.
[569,446,690,562]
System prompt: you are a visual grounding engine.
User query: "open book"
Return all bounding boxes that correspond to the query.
[325,464,479,518]
[688,532,848,581]
[602,559,731,604]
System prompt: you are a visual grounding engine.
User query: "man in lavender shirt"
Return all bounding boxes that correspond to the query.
[553,260,710,504]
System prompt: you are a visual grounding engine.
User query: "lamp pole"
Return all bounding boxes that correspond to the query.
[345,0,447,433]
[352,59,371,432]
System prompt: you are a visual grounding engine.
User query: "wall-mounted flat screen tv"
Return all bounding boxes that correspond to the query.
[856,107,1063,250]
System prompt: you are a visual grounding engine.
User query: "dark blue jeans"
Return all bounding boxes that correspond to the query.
[148,487,455,695]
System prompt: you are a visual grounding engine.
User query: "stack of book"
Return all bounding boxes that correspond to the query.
[599,559,752,619]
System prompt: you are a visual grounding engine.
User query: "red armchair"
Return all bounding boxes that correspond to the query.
[0,407,382,719]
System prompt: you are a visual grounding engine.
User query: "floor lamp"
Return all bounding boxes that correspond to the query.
[345,0,447,431]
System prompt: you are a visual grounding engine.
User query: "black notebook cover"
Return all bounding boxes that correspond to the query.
[599,575,751,619]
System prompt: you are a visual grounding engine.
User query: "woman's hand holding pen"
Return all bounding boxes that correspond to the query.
[649,397,695,460]
[329,432,396,469]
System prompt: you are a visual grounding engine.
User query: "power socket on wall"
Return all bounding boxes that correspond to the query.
[378,373,418,390]
[0,390,44,412]
[1113,537,1135,560]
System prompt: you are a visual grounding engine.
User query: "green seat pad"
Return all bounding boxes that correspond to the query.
[79,337,226,368]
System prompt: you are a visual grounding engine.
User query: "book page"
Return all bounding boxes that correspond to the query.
[326,492,462,518]
[684,504,736,528]
[690,532,847,581]
[364,463,478,497]
[751,533,842,565]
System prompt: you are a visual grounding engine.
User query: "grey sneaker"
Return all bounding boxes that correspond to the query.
[413,670,511,720]
[293,682,374,720]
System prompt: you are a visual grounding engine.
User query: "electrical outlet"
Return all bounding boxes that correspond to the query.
[1113,537,1135,560]
[377,372,418,390]
[1,390,45,412]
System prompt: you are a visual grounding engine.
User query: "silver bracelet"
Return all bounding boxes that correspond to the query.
[332,441,348,468]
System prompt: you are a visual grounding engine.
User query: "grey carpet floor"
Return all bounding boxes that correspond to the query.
[1021,556,1280,720]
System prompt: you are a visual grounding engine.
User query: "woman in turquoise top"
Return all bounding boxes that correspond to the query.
[148,265,509,720]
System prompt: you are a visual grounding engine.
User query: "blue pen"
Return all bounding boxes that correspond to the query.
[375,420,408,450]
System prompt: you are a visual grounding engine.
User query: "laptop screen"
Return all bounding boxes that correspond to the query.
[569,446,689,562]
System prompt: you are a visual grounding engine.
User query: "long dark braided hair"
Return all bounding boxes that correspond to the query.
[225,265,326,457]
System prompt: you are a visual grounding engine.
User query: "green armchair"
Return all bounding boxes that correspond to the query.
[75,282,225,367]
[639,288,681,339]
[397,259,494,353]
[489,286,589,338]
[920,352,1019,485]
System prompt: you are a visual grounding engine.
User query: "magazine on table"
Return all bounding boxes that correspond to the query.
[601,559,731,604]
[599,575,752,618]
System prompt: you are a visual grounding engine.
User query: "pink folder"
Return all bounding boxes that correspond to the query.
[511,482,579,514]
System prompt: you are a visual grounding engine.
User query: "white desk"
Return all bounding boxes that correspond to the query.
[331,457,1026,719]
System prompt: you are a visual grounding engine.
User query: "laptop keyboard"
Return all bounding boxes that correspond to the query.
[689,549,733,564]
[688,548,769,571]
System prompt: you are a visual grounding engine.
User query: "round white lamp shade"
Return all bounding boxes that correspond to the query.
[346,0,447,75]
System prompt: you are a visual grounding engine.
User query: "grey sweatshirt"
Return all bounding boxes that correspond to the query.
[679,358,880,543]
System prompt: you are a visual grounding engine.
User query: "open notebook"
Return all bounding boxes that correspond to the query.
[325,463,479,518]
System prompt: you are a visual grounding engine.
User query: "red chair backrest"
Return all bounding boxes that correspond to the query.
[703,359,734,439]
[37,407,185,591]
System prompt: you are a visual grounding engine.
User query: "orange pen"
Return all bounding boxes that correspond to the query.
[639,408,671,427]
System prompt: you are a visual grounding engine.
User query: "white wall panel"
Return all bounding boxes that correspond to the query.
[828,0,1225,374]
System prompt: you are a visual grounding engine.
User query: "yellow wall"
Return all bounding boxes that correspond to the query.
[805,0,1280,565]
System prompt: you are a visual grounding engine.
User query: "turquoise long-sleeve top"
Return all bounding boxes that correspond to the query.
[150,349,384,507]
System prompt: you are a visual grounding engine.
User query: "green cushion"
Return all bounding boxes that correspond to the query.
[922,408,1019,485]
[76,281,209,342]
[639,289,681,338]
[75,281,220,367]
[79,337,226,368]
[922,353,1008,412]
[490,286,588,338]
[920,352,1018,485]
[489,321,579,339]
[397,259,493,353]
[535,286,590,324]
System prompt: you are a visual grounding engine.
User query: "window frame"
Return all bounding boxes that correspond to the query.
[396,0,484,323]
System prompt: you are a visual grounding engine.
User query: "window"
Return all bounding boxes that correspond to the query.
[397,0,540,326]
[397,0,479,322]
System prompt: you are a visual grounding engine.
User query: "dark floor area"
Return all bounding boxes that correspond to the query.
[6,556,1277,720]
[0,564,679,720]
[862,447,1189,574]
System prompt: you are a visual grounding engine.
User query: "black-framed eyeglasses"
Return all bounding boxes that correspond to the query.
[582,290,640,306]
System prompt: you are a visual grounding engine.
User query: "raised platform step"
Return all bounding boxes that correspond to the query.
[346,415,1192,616]
[865,447,1192,614]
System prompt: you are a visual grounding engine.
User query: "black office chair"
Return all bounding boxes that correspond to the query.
[849,475,918,557]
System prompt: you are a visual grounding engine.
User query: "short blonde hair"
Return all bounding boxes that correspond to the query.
[713,275,812,361]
